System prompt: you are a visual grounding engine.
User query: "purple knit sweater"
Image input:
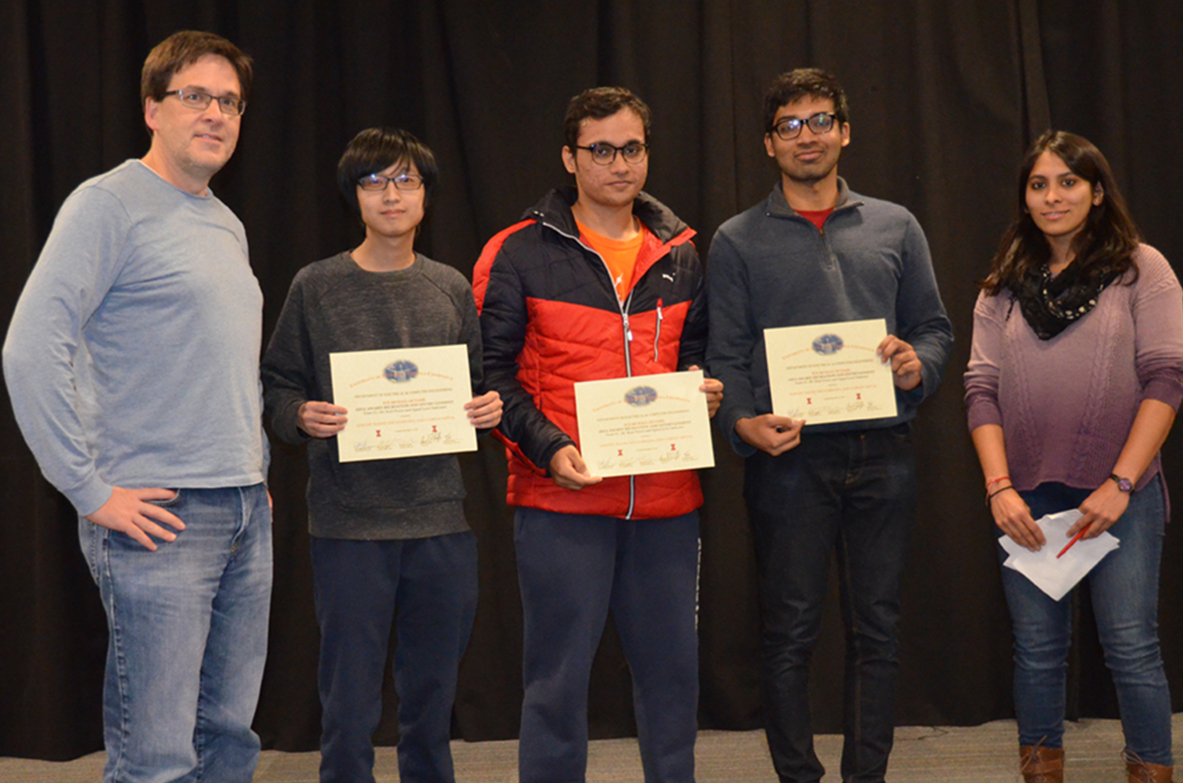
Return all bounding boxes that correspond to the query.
[965,244,1183,492]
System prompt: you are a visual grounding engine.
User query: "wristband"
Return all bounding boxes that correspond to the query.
[986,485,1018,506]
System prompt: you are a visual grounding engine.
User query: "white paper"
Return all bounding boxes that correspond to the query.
[999,509,1120,601]
[764,318,898,425]
[329,344,477,462]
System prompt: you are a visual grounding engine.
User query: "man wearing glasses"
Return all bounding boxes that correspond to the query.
[474,87,721,783]
[262,127,501,783]
[706,69,952,783]
[4,31,271,783]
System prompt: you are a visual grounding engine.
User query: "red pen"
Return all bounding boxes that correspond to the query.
[1056,528,1087,559]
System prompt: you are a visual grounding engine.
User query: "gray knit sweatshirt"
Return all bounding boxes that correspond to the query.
[262,252,483,539]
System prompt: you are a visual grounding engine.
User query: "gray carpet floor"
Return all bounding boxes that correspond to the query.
[4,716,1179,782]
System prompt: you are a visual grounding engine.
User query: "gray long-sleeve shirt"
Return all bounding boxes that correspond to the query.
[261,252,483,539]
[706,178,953,457]
[3,160,267,516]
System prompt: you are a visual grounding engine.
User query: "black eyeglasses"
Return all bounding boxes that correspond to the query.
[771,112,839,141]
[358,172,424,191]
[163,89,246,117]
[574,142,649,166]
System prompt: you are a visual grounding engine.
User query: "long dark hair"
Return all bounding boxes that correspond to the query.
[981,130,1140,296]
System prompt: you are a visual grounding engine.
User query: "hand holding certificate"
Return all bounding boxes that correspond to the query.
[764,318,898,426]
[329,344,477,462]
[574,370,715,478]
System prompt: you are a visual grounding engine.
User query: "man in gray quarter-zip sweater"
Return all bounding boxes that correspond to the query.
[707,68,952,783]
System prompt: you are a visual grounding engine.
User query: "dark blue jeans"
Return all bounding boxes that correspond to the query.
[514,508,700,783]
[311,532,478,783]
[1000,476,1172,765]
[745,425,916,783]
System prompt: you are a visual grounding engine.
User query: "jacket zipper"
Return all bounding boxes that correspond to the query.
[539,217,639,518]
[773,199,860,270]
[654,298,663,362]
[818,202,858,269]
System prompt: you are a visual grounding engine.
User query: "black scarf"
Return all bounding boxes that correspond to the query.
[1013,262,1119,340]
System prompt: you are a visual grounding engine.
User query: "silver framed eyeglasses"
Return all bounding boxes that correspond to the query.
[574,142,649,166]
[163,89,247,117]
[771,112,839,141]
[358,172,424,191]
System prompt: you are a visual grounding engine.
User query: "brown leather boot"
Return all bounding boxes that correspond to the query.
[1020,745,1064,783]
[1126,759,1176,782]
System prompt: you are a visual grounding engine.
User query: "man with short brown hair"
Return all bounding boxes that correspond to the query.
[4,31,270,783]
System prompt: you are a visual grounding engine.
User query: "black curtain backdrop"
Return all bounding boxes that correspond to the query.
[3,0,1183,760]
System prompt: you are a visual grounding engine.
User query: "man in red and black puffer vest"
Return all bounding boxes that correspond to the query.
[474,87,722,783]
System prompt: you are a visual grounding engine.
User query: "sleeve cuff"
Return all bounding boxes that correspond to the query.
[1143,378,1183,412]
[965,398,1003,432]
[720,407,758,458]
[537,436,576,476]
[69,479,116,519]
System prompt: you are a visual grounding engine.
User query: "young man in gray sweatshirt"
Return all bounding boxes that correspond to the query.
[706,69,953,783]
[261,128,501,783]
[4,31,271,783]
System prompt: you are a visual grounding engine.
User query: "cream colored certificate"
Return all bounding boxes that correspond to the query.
[574,370,715,478]
[329,344,476,462]
[764,318,898,425]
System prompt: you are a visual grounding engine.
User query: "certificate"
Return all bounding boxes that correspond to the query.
[764,318,898,426]
[574,370,715,478]
[329,344,476,462]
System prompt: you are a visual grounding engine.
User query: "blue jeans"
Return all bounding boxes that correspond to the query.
[310,533,478,783]
[79,484,273,783]
[1000,476,1172,765]
[514,508,700,783]
[745,425,916,783]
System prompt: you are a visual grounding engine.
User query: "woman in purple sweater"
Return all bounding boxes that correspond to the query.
[965,131,1183,783]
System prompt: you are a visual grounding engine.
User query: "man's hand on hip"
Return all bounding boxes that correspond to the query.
[86,486,185,551]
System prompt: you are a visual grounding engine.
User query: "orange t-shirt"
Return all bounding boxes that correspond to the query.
[577,219,648,302]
